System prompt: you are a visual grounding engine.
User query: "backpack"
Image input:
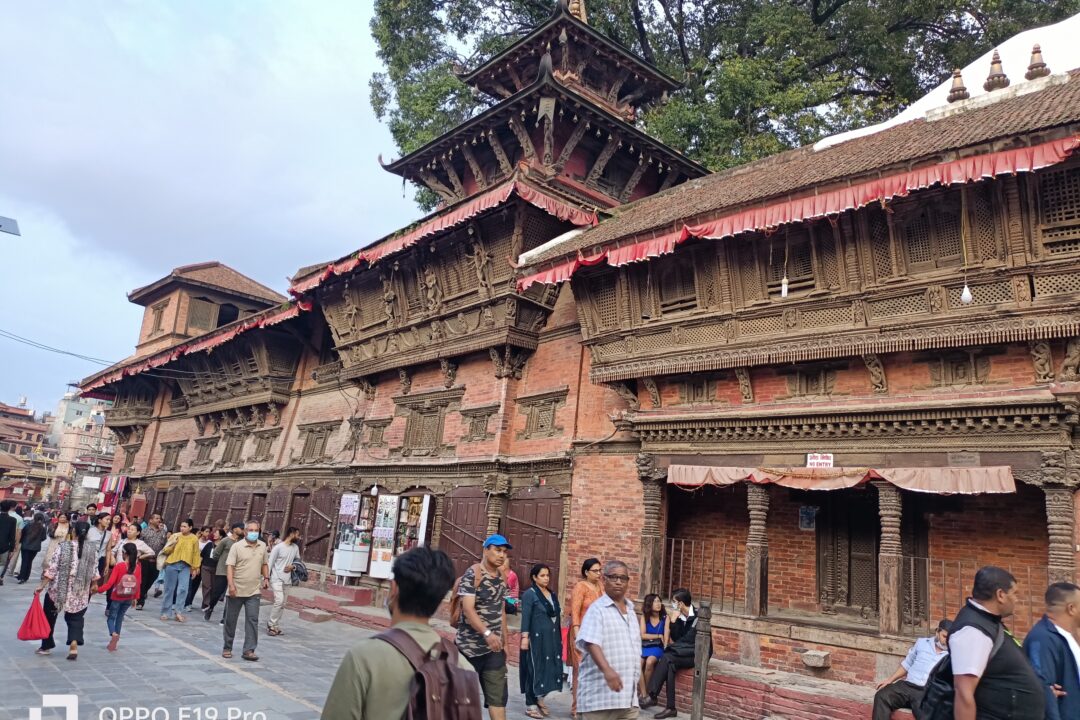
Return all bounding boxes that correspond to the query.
[376,628,483,720]
[448,563,508,627]
[918,624,1005,720]
[112,568,139,601]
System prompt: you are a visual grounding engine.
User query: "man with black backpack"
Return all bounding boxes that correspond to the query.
[321,546,480,719]
[934,566,1045,720]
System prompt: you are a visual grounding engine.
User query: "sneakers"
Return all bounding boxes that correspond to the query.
[107,634,119,652]
[152,587,162,598]
[204,607,213,621]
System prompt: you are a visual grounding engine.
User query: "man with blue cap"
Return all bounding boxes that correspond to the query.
[456,533,512,720]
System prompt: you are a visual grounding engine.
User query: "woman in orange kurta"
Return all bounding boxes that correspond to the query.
[567,557,603,718]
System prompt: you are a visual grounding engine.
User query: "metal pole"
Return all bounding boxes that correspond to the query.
[690,600,712,720]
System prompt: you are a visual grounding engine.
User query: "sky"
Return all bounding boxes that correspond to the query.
[0,1,419,416]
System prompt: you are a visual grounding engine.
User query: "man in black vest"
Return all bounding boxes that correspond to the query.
[641,587,711,719]
[950,565,1044,720]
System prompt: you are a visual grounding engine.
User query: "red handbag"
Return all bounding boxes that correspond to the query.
[17,591,50,641]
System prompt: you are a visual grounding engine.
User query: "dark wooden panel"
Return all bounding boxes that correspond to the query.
[301,486,337,565]
[504,487,563,593]
[210,489,232,526]
[264,487,289,535]
[192,487,213,527]
[442,486,487,578]
[178,491,196,527]
[163,487,182,531]
[231,490,253,526]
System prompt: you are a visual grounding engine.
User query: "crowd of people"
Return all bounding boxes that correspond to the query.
[2,501,303,664]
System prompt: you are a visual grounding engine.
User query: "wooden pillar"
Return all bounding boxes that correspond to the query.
[875,481,903,636]
[430,493,445,550]
[484,473,510,537]
[690,600,712,720]
[1045,486,1076,583]
[637,453,666,597]
[745,484,769,617]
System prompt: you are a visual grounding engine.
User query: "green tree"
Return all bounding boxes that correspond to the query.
[372,0,1078,208]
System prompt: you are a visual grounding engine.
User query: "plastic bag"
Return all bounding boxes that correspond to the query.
[17,591,50,641]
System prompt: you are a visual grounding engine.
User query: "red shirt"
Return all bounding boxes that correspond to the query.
[97,560,142,601]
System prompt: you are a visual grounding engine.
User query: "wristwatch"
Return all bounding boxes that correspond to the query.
[483,629,492,638]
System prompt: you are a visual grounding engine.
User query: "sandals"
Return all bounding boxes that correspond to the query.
[66,652,77,661]
[35,649,51,656]
[267,627,283,636]
[537,701,551,717]
[222,650,233,659]
[525,708,543,719]
[174,613,186,623]
[160,615,170,622]
[242,651,259,662]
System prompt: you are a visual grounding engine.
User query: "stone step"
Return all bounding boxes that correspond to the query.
[298,608,334,623]
[324,583,375,605]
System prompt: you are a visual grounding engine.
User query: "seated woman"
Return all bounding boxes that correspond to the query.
[638,593,670,704]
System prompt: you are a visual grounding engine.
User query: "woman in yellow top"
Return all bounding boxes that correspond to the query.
[159,518,201,623]
[568,557,603,719]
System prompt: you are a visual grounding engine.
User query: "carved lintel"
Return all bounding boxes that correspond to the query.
[509,116,536,162]
[555,117,589,173]
[643,377,660,408]
[1029,340,1055,383]
[398,368,411,396]
[585,135,619,186]
[734,368,753,403]
[618,159,649,203]
[487,131,513,176]
[1045,486,1076,583]
[440,359,457,389]
[607,381,639,411]
[460,144,488,190]
[862,354,888,394]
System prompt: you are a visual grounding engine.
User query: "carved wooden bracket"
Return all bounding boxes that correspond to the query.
[862,354,888,394]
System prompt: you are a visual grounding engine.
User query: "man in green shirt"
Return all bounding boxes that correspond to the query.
[204,522,243,622]
[322,546,476,720]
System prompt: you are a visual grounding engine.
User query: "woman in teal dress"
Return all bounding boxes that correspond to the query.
[519,563,563,718]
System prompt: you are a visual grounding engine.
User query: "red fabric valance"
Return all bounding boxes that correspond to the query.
[289,179,599,296]
[518,135,1080,290]
[667,464,1015,495]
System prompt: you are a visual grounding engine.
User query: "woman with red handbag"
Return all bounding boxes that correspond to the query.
[35,521,100,660]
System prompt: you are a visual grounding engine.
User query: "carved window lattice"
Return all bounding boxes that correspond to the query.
[634,333,671,351]
[592,273,619,330]
[516,389,568,440]
[801,306,851,328]
[925,352,991,388]
[766,231,814,296]
[736,240,763,302]
[681,324,731,345]
[403,408,445,455]
[739,315,784,336]
[817,230,840,288]
[1033,272,1080,297]
[295,422,337,464]
[523,214,572,253]
[898,204,961,271]
[1038,165,1080,253]
[868,294,928,319]
[365,420,390,448]
[192,437,220,467]
[785,366,839,398]
[868,208,894,281]
[249,429,281,462]
[150,300,168,335]
[356,275,384,329]
[121,445,140,472]
[402,263,425,316]
[461,406,498,442]
[219,432,247,467]
[439,238,472,298]
[947,281,1013,308]
[654,255,696,314]
[188,298,217,331]
[677,377,715,405]
[971,184,1003,261]
[159,441,186,471]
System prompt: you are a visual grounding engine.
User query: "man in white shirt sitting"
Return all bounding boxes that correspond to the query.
[872,619,951,720]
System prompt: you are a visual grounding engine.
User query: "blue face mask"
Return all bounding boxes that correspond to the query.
[246,532,260,542]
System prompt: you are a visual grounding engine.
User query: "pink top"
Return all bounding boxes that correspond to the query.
[507,569,519,600]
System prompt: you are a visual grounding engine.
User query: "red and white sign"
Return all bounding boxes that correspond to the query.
[806,453,834,468]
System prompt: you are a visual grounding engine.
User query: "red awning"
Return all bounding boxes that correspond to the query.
[518,135,1080,290]
[289,179,599,296]
[667,464,1015,495]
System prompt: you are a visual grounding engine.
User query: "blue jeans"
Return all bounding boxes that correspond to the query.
[107,599,132,635]
[160,561,191,616]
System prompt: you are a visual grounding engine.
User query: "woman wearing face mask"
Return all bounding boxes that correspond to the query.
[35,521,100,659]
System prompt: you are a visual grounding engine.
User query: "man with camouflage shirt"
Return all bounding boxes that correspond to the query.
[456,534,511,720]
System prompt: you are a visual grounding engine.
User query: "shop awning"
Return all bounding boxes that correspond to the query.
[667,464,1015,495]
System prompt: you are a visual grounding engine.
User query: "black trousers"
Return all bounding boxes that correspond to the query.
[204,574,229,613]
[39,594,88,649]
[873,680,924,720]
[647,652,695,709]
[137,558,158,607]
[64,607,87,646]
[16,549,38,581]
[41,592,59,651]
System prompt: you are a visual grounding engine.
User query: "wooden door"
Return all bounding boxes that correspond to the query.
[163,487,182,530]
[816,490,879,616]
[143,488,157,520]
[210,489,232,527]
[302,486,337,565]
[441,487,488,578]
[230,490,252,526]
[504,487,563,594]
[178,491,196,526]
[288,492,311,536]
[192,487,213,527]
[264,487,289,535]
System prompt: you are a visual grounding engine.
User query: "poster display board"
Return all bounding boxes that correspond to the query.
[367,493,400,579]
[331,493,372,578]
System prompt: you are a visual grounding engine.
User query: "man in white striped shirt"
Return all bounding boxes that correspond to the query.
[575,559,642,720]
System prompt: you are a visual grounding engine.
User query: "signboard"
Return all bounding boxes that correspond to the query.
[806,453,834,468]
[81,475,102,489]
[367,493,400,579]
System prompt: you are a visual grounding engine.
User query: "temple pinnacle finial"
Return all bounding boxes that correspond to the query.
[983,49,1010,92]
[947,69,970,103]
[1025,44,1050,80]
[568,0,587,23]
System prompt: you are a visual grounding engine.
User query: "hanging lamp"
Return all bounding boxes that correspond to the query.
[959,187,973,305]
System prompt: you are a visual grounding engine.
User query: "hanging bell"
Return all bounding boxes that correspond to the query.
[960,284,974,305]
[781,276,789,298]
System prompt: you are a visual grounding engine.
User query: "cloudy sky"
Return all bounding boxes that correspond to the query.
[0,1,419,415]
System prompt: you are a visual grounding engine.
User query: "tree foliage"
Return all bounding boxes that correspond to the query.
[371,0,1078,206]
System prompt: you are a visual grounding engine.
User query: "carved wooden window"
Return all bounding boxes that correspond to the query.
[1036,164,1080,255]
[460,406,498,442]
[150,300,168,335]
[677,377,715,405]
[589,272,619,331]
[122,444,141,472]
[655,254,697,314]
[816,491,878,613]
[733,237,764,303]
[925,351,990,388]
[970,184,1004,262]
[897,201,962,271]
[867,206,895,281]
[192,437,219,467]
[219,431,247,467]
[403,408,445,455]
[159,441,186,471]
[766,230,815,296]
[248,429,281,463]
[365,419,390,448]
[439,238,472,299]
[296,422,337,464]
[188,297,218,332]
[785,366,839,398]
[516,388,568,440]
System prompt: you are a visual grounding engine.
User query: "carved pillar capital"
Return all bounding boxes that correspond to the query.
[1045,485,1076,583]
[636,453,667,483]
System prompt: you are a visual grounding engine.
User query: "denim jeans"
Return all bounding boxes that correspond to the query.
[107,599,132,635]
[160,561,191,616]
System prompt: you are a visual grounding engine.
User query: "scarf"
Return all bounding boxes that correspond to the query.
[52,540,98,610]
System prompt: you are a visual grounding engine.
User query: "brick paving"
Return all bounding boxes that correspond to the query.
[0,577,572,720]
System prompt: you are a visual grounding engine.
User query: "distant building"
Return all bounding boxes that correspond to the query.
[0,400,57,501]
[48,391,111,446]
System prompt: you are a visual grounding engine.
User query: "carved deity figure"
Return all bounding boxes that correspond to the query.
[1062,338,1080,380]
[862,354,888,394]
[423,265,443,312]
[481,305,496,328]
[341,282,358,333]
[1029,340,1054,383]
[381,272,398,326]
[430,319,445,341]
[468,239,494,296]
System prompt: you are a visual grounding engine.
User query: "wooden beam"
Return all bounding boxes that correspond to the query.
[489,81,513,99]
[542,114,554,166]
[508,116,536,163]
[555,116,588,173]
[439,155,465,197]
[658,169,680,193]
[585,134,620,186]
[418,170,459,204]
[487,131,513,176]
[460,144,488,190]
[507,64,524,91]
[618,159,649,202]
[606,67,631,103]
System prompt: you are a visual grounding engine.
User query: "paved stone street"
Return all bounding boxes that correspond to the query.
[0,578,572,720]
